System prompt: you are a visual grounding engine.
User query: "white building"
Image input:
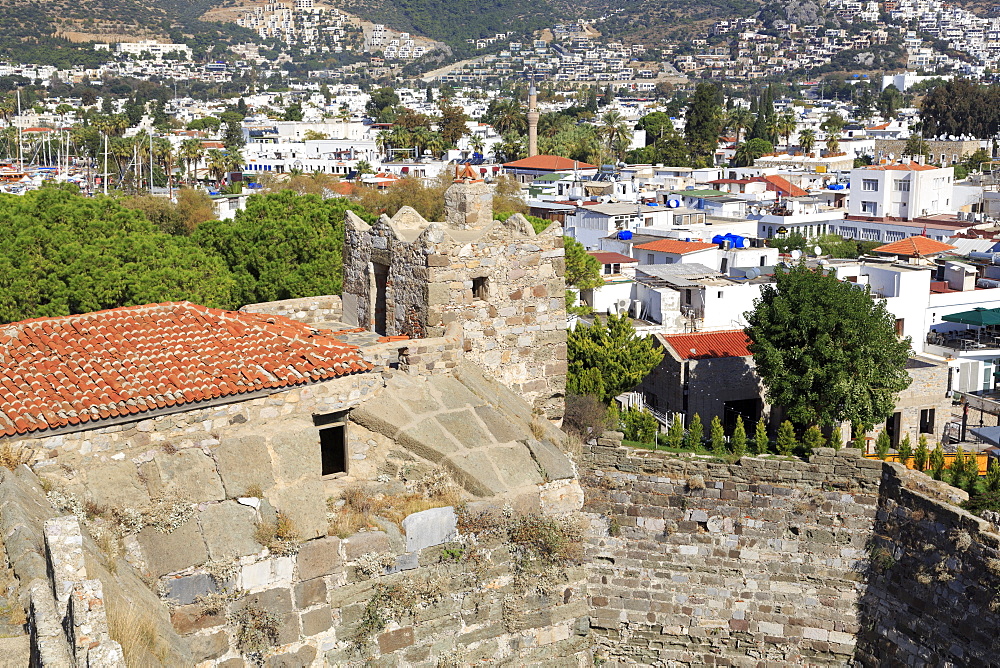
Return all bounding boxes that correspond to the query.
[848,162,955,220]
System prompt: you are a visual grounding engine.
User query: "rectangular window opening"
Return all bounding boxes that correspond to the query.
[919,408,936,434]
[472,276,489,301]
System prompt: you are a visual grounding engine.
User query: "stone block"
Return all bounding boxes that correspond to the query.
[163,573,218,606]
[445,449,506,496]
[237,557,294,591]
[199,501,261,560]
[271,423,322,484]
[265,645,316,668]
[81,460,151,508]
[437,409,496,449]
[294,578,327,609]
[215,433,276,498]
[170,605,225,635]
[143,449,225,502]
[402,506,457,552]
[344,531,391,561]
[301,605,333,636]
[398,418,461,463]
[237,588,299,645]
[526,438,575,481]
[189,631,228,662]
[492,445,545,489]
[475,405,529,442]
[137,518,208,577]
[350,394,412,438]
[540,480,584,515]
[390,552,419,573]
[268,479,327,540]
[296,536,342,580]
[378,627,415,654]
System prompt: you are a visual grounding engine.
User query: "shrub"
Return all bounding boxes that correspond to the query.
[230,604,281,664]
[622,406,657,444]
[0,443,33,471]
[684,413,704,450]
[897,433,912,468]
[253,512,299,556]
[776,421,797,456]
[753,417,769,455]
[506,514,584,573]
[563,393,607,438]
[987,458,1000,494]
[709,416,726,456]
[664,414,684,449]
[828,426,843,451]
[930,442,946,480]
[731,415,747,457]
[874,431,891,461]
[963,491,1000,517]
[914,434,929,471]
[801,425,825,455]
[605,401,621,432]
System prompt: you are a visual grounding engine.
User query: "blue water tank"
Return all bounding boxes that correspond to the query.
[828,184,845,190]
[712,234,726,244]
[618,230,633,240]
[728,234,746,248]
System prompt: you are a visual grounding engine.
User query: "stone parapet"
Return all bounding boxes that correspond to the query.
[239,295,343,326]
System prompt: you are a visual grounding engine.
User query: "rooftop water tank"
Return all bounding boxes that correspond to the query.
[618,230,633,240]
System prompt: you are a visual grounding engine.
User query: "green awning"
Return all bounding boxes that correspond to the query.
[942,307,1000,326]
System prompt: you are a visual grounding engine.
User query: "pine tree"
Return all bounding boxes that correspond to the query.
[731,415,747,457]
[754,417,769,455]
[875,431,891,461]
[951,446,967,489]
[930,443,946,480]
[685,413,704,450]
[606,401,621,433]
[710,415,726,456]
[666,414,684,449]
[776,421,797,456]
[914,434,929,472]
[986,458,1000,493]
[897,433,912,468]
[828,426,843,451]
[802,425,825,455]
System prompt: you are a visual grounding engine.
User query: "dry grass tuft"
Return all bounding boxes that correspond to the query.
[253,512,300,556]
[107,601,168,665]
[0,443,33,471]
[530,418,546,440]
[243,483,264,499]
[328,473,462,538]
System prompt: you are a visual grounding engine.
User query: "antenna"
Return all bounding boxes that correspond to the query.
[790,249,802,260]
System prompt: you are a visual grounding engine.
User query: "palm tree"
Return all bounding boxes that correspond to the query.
[799,128,816,155]
[776,110,797,152]
[179,138,203,184]
[727,107,753,143]
[206,148,227,185]
[489,98,526,136]
[224,149,245,175]
[425,132,448,160]
[152,137,175,195]
[469,134,485,155]
[597,110,633,159]
[820,112,845,155]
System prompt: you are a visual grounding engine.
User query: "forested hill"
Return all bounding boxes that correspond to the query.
[0,0,258,67]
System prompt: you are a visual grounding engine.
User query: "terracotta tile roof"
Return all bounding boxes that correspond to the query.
[867,123,891,130]
[588,251,637,264]
[865,161,938,171]
[661,330,752,360]
[502,155,598,171]
[873,236,957,257]
[750,175,808,197]
[633,239,718,254]
[0,302,372,438]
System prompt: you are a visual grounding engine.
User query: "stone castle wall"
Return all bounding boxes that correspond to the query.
[581,439,882,666]
[239,295,343,327]
[343,205,567,418]
[855,463,1000,666]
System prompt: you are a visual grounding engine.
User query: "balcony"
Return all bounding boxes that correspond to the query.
[925,328,1000,354]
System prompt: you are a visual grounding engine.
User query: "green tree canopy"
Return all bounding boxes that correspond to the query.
[192,190,375,308]
[564,236,602,291]
[567,313,664,403]
[0,187,232,323]
[744,263,912,430]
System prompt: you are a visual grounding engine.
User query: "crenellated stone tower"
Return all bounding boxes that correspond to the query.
[342,166,567,418]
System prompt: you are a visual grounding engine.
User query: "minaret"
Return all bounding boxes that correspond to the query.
[527,82,539,157]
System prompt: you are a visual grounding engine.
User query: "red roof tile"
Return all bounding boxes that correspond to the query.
[661,330,752,360]
[750,175,808,198]
[0,302,372,438]
[633,239,717,254]
[588,251,637,264]
[865,161,938,171]
[502,155,597,171]
[873,236,956,257]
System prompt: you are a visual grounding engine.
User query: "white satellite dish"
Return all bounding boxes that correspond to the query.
[790,249,802,260]
[814,245,822,255]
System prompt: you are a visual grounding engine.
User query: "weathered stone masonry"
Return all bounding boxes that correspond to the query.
[580,437,1000,667]
[342,179,567,419]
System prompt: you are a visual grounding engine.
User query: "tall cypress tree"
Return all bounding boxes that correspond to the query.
[684,82,722,167]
